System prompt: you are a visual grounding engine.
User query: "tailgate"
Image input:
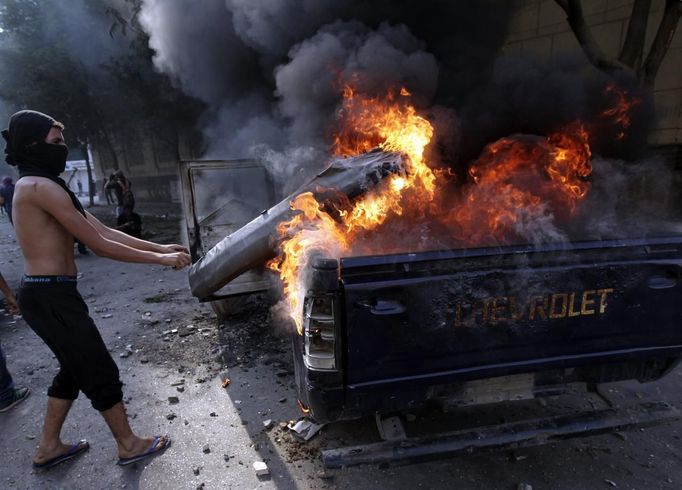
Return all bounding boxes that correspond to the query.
[340,238,682,390]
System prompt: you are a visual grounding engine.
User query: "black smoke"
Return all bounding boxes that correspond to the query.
[139,1,658,173]
[138,1,519,176]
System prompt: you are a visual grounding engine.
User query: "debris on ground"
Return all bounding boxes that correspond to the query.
[517,484,533,490]
[202,444,211,454]
[253,461,269,476]
[222,377,231,388]
[287,418,325,442]
[613,432,628,441]
[512,453,528,462]
[168,396,180,404]
[317,470,334,480]
[119,345,134,358]
[263,419,274,430]
[376,414,406,441]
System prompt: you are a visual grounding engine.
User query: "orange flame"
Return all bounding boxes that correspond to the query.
[269,86,436,332]
[332,85,436,200]
[270,82,638,332]
[267,192,350,334]
[601,84,640,139]
[446,123,591,244]
[297,399,311,414]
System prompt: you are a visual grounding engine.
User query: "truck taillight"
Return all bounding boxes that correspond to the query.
[303,296,336,370]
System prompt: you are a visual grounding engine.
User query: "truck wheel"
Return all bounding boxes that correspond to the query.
[211,297,248,318]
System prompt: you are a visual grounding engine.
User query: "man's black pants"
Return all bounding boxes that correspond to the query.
[18,276,123,411]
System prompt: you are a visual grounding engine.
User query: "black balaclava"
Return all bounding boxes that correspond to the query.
[1,110,85,216]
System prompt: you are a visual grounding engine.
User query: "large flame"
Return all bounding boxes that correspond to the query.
[332,85,436,203]
[269,85,436,332]
[270,82,635,332]
[268,192,350,333]
[444,123,591,244]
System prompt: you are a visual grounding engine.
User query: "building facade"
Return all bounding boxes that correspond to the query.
[505,0,681,158]
[90,125,203,204]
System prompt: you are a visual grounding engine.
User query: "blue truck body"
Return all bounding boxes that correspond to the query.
[294,237,682,423]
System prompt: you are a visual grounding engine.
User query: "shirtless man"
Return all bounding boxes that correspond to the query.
[2,110,191,469]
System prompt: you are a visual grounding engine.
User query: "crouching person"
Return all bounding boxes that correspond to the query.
[116,205,142,238]
[2,110,191,469]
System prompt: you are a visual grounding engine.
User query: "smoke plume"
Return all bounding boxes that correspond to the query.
[138,0,673,250]
[138,1,518,179]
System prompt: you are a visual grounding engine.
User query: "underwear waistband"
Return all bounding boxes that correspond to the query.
[21,275,78,286]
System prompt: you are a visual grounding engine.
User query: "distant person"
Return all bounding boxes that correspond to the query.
[76,180,83,196]
[116,205,142,239]
[0,270,30,413]
[2,109,191,470]
[106,171,131,217]
[114,170,130,191]
[116,170,135,216]
[102,176,113,205]
[0,176,15,224]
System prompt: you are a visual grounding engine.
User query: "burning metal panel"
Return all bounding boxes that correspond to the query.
[188,150,406,300]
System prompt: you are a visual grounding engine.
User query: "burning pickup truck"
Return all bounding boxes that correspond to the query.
[181,84,681,464]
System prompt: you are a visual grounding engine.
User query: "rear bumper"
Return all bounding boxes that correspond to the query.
[294,343,682,423]
[322,401,681,467]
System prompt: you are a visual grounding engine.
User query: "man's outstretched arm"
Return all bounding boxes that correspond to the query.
[35,181,190,268]
[84,211,188,254]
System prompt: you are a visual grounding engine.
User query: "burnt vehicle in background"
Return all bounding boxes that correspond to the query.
[179,159,277,316]
[180,158,682,466]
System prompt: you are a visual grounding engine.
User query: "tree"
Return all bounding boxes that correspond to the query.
[555,0,682,87]
[0,2,112,205]
[0,0,203,204]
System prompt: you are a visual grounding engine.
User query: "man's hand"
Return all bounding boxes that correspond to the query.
[158,251,192,270]
[5,293,20,315]
[161,244,190,254]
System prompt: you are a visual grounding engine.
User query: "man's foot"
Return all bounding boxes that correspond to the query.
[117,435,171,466]
[0,387,30,413]
[33,440,89,470]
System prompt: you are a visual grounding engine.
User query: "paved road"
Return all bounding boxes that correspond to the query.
[0,209,680,490]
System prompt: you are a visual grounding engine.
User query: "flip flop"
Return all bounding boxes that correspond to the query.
[32,440,90,470]
[116,435,171,466]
